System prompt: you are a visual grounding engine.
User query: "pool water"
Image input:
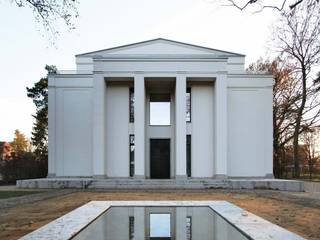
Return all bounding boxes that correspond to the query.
[72,206,249,240]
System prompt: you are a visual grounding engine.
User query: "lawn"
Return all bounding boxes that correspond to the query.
[0,189,319,240]
[0,191,41,199]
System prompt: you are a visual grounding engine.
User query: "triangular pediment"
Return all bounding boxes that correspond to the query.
[76,38,244,58]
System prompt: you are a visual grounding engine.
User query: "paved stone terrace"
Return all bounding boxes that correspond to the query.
[16,178,305,192]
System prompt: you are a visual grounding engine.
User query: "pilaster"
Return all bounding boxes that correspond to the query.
[48,76,56,177]
[175,74,187,178]
[92,74,107,177]
[214,74,228,179]
[134,73,145,178]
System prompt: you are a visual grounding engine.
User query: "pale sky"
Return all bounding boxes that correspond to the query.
[0,0,279,142]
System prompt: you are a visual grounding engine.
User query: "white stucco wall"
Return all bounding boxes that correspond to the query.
[106,84,130,177]
[75,57,93,72]
[54,84,93,177]
[190,207,214,239]
[227,78,273,177]
[191,84,214,178]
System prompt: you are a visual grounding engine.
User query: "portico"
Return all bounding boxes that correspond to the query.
[47,38,274,181]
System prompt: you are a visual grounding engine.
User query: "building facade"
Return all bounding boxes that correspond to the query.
[48,38,273,179]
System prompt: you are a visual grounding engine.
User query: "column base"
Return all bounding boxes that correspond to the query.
[175,175,188,180]
[47,173,56,178]
[214,174,228,179]
[134,175,145,179]
[265,173,274,179]
[93,174,107,179]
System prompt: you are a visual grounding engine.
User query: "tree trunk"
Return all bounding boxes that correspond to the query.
[273,142,281,178]
[292,65,307,178]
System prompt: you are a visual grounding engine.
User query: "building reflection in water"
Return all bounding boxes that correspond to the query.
[73,207,248,240]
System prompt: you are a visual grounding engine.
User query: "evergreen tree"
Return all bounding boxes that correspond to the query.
[10,129,30,155]
[27,65,57,161]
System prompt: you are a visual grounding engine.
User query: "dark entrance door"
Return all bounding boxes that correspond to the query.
[150,139,170,179]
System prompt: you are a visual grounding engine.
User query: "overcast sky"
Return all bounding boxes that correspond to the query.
[0,0,279,142]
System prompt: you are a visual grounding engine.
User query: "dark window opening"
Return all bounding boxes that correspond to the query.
[187,135,191,177]
[129,87,134,123]
[129,216,134,240]
[129,135,135,177]
[186,88,191,122]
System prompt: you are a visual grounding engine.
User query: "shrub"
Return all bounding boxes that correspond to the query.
[0,152,47,184]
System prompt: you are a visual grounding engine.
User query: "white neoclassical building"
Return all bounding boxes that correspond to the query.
[48,38,273,180]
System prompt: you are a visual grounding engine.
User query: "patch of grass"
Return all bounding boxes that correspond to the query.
[0,191,41,199]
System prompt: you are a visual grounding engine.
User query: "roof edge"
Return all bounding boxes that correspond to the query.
[75,38,246,57]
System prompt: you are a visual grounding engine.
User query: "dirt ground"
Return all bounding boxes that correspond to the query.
[0,189,319,240]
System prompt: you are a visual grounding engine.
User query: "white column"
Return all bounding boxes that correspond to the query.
[134,207,145,239]
[134,74,145,178]
[175,74,187,178]
[214,74,228,178]
[176,207,187,240]
[264,87,274,178]
[92,74,106,178]
[48,76,56,177]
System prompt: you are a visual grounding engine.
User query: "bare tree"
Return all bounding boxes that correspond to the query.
[248,58,300,177]
[274,0,320,177]
[301,128,319,179]
[222,0,319,12]
[10,0,79,38]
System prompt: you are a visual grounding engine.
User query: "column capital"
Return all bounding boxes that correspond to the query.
[216,71,228,75]
[176,71,187,75]
[134,71,144,75]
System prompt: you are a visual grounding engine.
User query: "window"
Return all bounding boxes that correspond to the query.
[150,94,171,125]
[186,135,191,177]
[149,213,171,238]
[186,216,192,240]
[129,87,134,122]
[129,216,134,240]
[186,87,191,122]
[129,135,135,177]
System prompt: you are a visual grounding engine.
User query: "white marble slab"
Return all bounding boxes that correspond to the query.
[209,201,304,240]
[19,201,110,240]
[20,201,305,240]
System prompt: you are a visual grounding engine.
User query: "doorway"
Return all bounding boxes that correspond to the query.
[150,139,170,179]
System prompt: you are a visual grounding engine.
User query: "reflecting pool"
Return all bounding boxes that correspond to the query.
[72,206,249,240]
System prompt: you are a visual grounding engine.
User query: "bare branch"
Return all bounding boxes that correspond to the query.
[222,0,319,12]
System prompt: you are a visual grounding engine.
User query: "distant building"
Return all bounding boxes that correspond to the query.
[0,142,11,160]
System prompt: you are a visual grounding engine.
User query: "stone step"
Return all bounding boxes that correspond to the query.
[89,180,228,189]
[16,178,304,192]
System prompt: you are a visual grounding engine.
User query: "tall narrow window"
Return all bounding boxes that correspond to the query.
[186,216,192,240]
[186,135,191,177]
[129,135,135,177]
[129,87,134,122]
[129,216,134,240]
[186,88,191,122]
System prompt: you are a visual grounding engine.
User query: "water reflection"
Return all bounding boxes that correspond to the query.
[73,207,248,240]
[149,213,171,238]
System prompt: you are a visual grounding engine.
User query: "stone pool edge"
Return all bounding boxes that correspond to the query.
[19,200,305,240]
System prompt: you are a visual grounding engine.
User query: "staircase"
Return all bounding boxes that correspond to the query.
[88,179,228,189]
